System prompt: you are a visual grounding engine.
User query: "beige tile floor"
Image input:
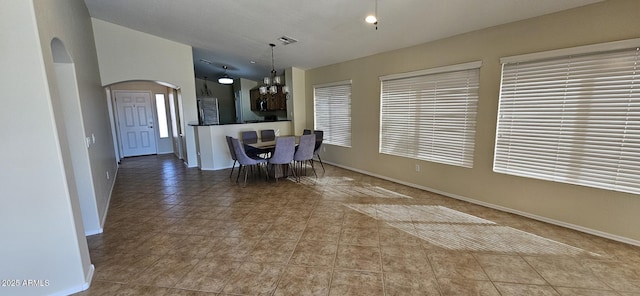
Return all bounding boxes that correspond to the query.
[76,155,640,296]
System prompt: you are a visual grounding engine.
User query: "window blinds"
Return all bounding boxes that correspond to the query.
[379,62,480,168]
[314,81,352,147]
[495,46,640,194]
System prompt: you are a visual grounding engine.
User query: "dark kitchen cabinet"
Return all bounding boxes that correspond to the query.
[250,87,286,111]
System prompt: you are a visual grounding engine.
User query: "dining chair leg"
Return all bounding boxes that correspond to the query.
[243,165,250,187]
[289,162,298,181]
[316,155,325,172]
[236,165,244,183]
[229,160,237,179]
[294,161,301,182]
[308,159,317,178]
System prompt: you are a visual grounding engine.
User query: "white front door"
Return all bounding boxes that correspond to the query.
[115,91,157,157]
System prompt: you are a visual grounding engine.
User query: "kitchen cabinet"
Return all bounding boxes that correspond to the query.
[250,87,286,111]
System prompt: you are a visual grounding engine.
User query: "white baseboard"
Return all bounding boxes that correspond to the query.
[83,264,95,290]
[85,228,103,236]
[96,166,119,234]
[49,264,94,296]
[325,161,640,247]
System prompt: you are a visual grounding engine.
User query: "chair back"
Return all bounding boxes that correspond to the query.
[303,129,312,135]
[313,130,324,152]
[225,136,237,161]
[241,131,258,144]
[294,134,316,161]
[260,129,276,142]
[231,137,260,165]
[269,136,296,165]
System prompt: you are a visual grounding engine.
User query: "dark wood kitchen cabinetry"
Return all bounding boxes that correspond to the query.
[250,87,286,111]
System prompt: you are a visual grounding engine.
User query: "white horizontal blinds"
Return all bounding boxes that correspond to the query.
[380,66,479,167]
[314,82,352,147]
[495,47,640,194]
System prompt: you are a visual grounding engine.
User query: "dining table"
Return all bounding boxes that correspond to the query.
[244,136,299,179]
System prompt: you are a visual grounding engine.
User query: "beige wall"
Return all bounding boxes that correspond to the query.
[305,0,640,243]
[91,18,199,167]
[0,0,112,294]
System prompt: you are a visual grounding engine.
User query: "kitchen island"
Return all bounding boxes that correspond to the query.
[191,120,292,170]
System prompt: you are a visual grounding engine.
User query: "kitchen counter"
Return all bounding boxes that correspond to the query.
[192,120,293,170]
[189,119,291,126]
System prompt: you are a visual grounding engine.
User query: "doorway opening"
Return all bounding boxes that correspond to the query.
[50,37,94,282]
[107,81,184,161]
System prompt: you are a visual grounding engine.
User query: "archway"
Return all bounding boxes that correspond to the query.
[49,38,94,277]
[106,80,185,161]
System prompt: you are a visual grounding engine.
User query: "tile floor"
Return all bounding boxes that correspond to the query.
[76,154,640,296]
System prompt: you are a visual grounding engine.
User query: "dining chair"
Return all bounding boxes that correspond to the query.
[241,130,266,159]
[241,131,258,144]
[313,130,325,172]
[303,129,312,135]
[260,129,276,142]
[225,136,238,180]
[231,137,267,187]
[267,136,297,181]
[293,133,317,181]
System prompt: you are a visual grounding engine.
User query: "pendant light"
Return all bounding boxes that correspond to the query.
[259,43,289,95]
[365,0,378,30]
[217,65,233,85]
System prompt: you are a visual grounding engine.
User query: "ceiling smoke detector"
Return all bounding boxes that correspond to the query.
[278,35,298,45]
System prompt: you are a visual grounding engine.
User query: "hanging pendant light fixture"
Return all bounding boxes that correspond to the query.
[259,43,289,95]
[217,65,233,85]
[365,0,378,30]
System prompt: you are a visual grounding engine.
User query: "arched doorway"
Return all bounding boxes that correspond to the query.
[49,37,94,281]
[106,80,185,161]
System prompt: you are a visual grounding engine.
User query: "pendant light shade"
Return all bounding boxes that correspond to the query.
[217,65,233,85]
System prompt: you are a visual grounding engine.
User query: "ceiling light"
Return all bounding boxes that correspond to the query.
[259,43,288,95]
[365,15,377,24]
[365,0,379,30]
[217,65,233,85]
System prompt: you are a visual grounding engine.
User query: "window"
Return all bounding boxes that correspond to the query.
[314,81,352,147]
[155,94,169,138]
[379,61,481,168]
[495,40,640,194]
[168,92,179,138]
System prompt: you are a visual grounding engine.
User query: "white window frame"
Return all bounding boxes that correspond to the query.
[313,80,352,147]
[379,61,481,168]
[494,38,640,195]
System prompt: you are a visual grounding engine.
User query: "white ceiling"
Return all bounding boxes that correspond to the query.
[84,0,602,82]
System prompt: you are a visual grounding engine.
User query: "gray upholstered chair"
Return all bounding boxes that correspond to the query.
[260,129,276,142]
[241,131,258,144]
[313,130,325,172]
[231,137,267,187]
[293,134,317,181]
[241,130,267,158]
[225,136,238,180]
[267,136,297,181]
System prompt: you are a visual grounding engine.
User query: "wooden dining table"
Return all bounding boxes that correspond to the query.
[245,136,299,150]
[244,136,299,179]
